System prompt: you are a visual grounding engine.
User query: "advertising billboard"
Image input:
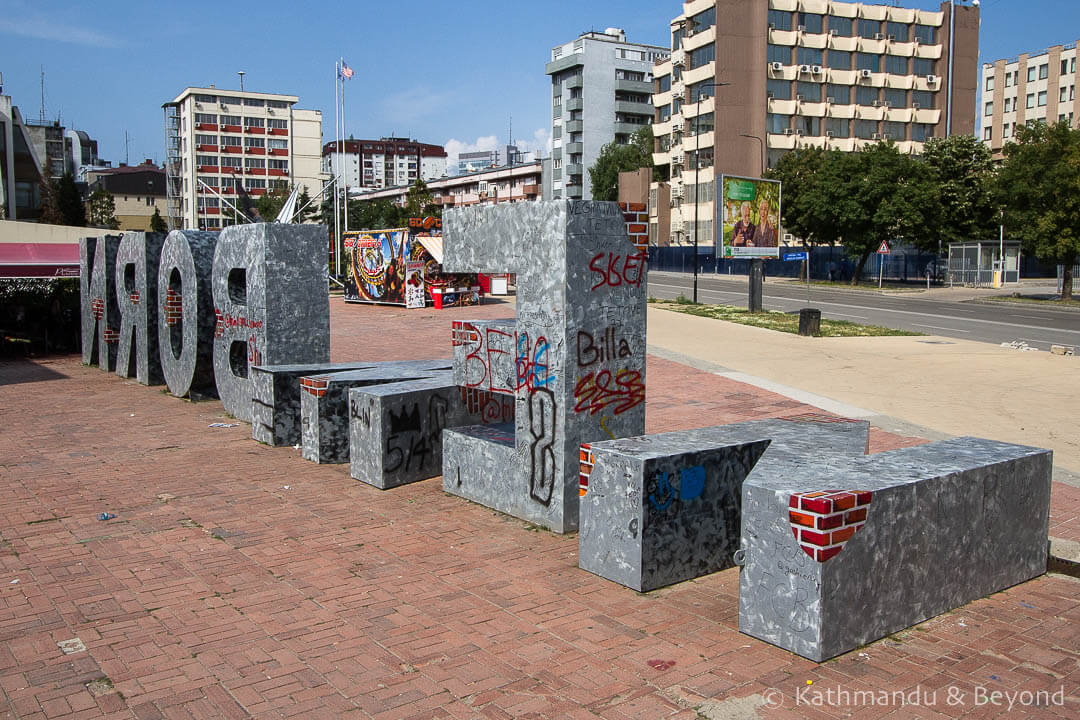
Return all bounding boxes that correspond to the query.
[717,175,782,259]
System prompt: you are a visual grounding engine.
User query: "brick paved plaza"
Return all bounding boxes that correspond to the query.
[1,298,1077,718]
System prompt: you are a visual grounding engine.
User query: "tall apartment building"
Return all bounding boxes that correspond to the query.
[322,137,447,190]
[164,87,323,230]
[546,28,669,200]
[652,0,978,246]
[980,43,1080,159]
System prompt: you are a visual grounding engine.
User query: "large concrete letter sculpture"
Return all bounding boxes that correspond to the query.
[79,234,121,370]
[441,200,647,533]
[212,224,330,423]
[157,230,218,398]
[115,232,166,384]
[738,436,1052,662]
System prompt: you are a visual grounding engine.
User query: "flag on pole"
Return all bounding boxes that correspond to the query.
[340,61,354,80]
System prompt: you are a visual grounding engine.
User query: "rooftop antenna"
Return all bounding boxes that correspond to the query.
[40,65,45,122]
[237,70,245,92]
[124,130,130,165]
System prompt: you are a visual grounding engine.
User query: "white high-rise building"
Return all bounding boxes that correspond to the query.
[164,86,323,230]
[546,28,669,200]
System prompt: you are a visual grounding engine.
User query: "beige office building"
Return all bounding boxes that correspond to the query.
[164,87,323,230]
[651,0,978,246]
[980,43,1080,159]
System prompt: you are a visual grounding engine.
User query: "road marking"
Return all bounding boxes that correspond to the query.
[913,324,970,333]
[826,312,868,319]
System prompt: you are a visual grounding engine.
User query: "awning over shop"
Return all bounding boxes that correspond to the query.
[414,235,443,264]
[0,242,81,278]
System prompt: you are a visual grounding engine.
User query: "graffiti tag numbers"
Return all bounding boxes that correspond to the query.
[573,369,645,416]
[528,388,556,506]
[588,251,647,291]
[384,395,448,474]
[463,326,555,394]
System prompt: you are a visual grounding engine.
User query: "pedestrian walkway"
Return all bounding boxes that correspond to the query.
[0,297,1076,718]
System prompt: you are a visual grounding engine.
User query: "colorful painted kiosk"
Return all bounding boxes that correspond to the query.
[343,217,482,308]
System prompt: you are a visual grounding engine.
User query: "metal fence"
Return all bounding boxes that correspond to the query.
[1059,263,1080,294]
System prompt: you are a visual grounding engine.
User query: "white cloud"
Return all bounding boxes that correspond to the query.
[0,16,120,48]
[513,127,551,160]
[443,135,499,173]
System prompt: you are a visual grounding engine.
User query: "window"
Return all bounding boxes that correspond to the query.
[243,98,264,107]
[219,96,242,106]
[1063,60,1069,75]
[220,156,241,168]
[1072,85,1076,100]
[798,13,823,34]
[985,101,993,116]
[221,135,241,148]
[195,134,217,145]
[984,126,992,141]
[245,179,266,190]
[194,94,216,103]
[885,88,906,107]
[1028,66,1036,82]
[1039,64,1049,80]
[220,177,238,190]
[657,104,671,122]
[913,58,934,76]
[671,27,683,49]
[827,50,850,70]
[1062,86,1068,102]
[268,118,287,130]
[1004,72,1012,88]
[267,100,289,109]
[986,76,995,92]
[689,81,717,102]
[855,119,877,139]
[825,117,849,137]
[768,44,789,65]
[197,197,219,209]
[768,9,792,31]
[269,159,288,170]
[798,47,823,66]
[912,90,934,108]
[688,7,715,33]
[797,116,821,136]
[826,84,850,104]
[688,147,713,169]
[767,79,791,100]
[829,17,852,37]
[658,75,671,92]
[912,24,935,44]
[689,43,715,70]
[244,158,265,169]
[885,22,908,42]
[856,53,880,73]
[883,121,905,139]
[1004,97,1011,113]
[858,19,880,39]
[689,112,714,135]
[796,81,821,102]
[244,137,265,148]
[1073,58,1077,73]
[885,55,907,75]
[268,138,288,149]
[1004,123,1011,138]
[195,113,217,125]
[1027,93,1035,108]
[220,114,241,126]
[196,154,216,167]
[912,123,933,141]
[766,113,789,134]
[856,85,878,105]
[1038,90,1048,106]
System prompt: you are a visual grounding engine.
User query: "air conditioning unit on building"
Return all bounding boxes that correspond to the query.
[874,32,885,40]
[872,99,883,107]
[220,103,228,110]
[887,34,896,41]
[812,65,823,74]
[872,132,881,140]
[672,90,684,101]
[671,121,684,132]
[829,29,838,36]
[673,57,685,68]
[884,100,893,107]
[670,185,684,199]
[912,101,921,109]
[799,64,811,73]
[795,129,805,136]
[784,232,794,243]
[770,61,784,72]
[825,130,835,138]
[671,153,683,165]
[825,96,834,104]
[783,128,794,135]
[195,102,202,109]
[267,108,275,115]
[797,24,806,32]
[860,69,873,79]
[796,94,805,101]
[767,91,775,99]
[913,36,921,44]
[927,74,939,84]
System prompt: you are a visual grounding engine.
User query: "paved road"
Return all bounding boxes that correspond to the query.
[648,270,1080,351]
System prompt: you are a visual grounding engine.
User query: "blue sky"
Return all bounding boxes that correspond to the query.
[0,0,1075,170]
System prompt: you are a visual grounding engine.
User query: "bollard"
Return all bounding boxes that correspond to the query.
[798,308,821,336]
[748,258,764,312]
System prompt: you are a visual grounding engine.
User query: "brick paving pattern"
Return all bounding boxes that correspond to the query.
[0,298,1076,718]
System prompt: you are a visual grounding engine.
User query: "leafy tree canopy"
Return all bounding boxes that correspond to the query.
[87,188,120,229]
[588,126,654,201]
[39,172,86,227]
[149,206,169,233]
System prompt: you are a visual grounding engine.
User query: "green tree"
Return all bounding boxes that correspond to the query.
[87,188,120,229]
[920,134,997,252]
[403,179,439,219]
[38,172,86,227]
[766,147,829,246]
[588,126,654,201]
[996,121,1080,299]
[149,206,169,233]
[254,184,292,221]
[295,189,318,223]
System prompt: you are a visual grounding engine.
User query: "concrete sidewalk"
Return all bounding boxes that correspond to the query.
[0,297,1077,719]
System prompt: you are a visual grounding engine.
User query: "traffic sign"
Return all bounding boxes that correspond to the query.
[877,241,890,254]
[783,252,808,261]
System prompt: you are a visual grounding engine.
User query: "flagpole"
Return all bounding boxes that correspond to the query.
[333,60,341,277]
[341,57,349,237]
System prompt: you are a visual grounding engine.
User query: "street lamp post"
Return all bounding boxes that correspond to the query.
[739,133,765,176]
[690,82,729,303]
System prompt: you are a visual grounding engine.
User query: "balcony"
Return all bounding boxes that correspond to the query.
[616,79,654,94]
[523,184,539,196]
[269,148,288,156]
[221,124,242,133]
[244,126,265,134]
[245,147,266,155]
[197,144,218,152]
[268,168,287,176]
[565,184,583,199]
[566,98,584,112]
[202,207,220,215]
[615,100,652,116]
[565,163,583,176]
[246,168,266,175]
[565,120,583,133]
[220,187,235,194]
[221,166,242,174]
[196,123,218,131]
[197,165,219,173]
[545,52,584,75]
[221,145,242,154]
[565,142,583,154]
[615,122,647,135]
[566,75,583,89]
[248,188,266,196]
[268,127,288,136]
